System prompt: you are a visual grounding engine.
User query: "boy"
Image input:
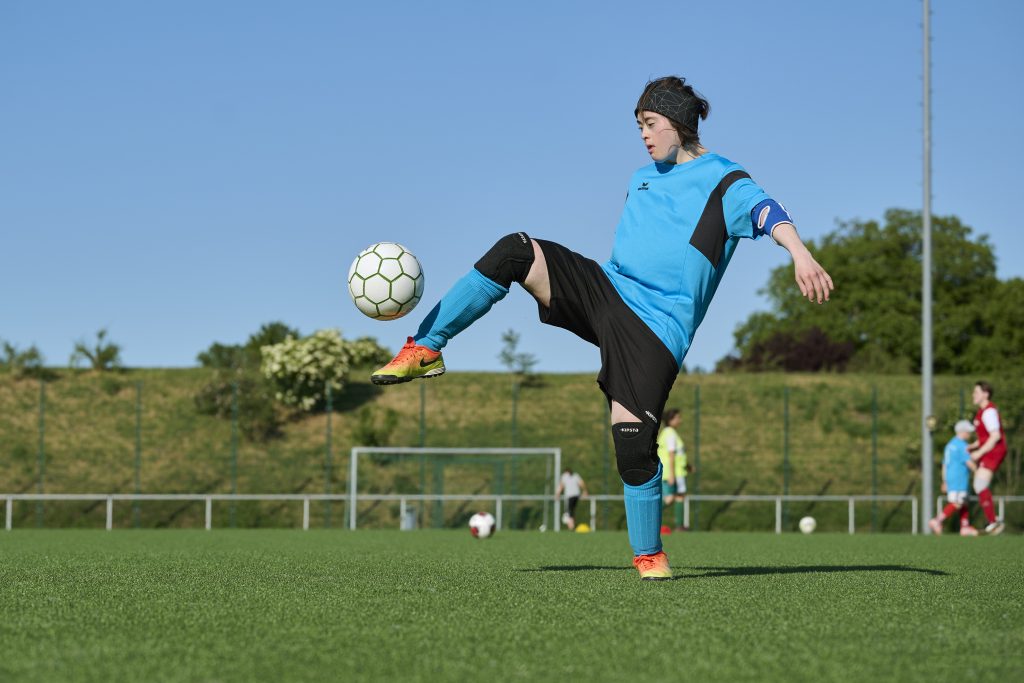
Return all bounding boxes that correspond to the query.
[928,421,979,536]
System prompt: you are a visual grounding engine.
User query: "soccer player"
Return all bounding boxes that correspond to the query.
[555,467,588,531]
[968,381,1007,535]
[371,76,834,580]
[928,421,978,536]
[657,408,689,530]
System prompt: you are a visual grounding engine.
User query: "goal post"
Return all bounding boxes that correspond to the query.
[349,447,561,531]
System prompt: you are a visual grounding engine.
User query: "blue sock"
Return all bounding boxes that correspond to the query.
[623,464,663,556]
[414,269,509,351]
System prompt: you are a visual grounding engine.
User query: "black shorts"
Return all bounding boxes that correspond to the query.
[567,495,580,517]
[535,239,678,426]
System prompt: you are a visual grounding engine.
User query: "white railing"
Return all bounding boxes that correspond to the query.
[0,493,972,534]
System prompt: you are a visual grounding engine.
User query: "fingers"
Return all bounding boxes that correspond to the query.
[795,262,834,304]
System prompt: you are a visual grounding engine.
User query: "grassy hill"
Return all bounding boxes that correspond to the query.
[1,369,1020,532]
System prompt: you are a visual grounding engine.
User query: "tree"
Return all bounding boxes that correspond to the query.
[498,329,538,379]
[69,329,122,371]
[0,340,49,379]
[197,321,299,370]
[725,209,1006,373]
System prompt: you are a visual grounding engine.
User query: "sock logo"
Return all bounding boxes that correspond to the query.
[637,182,650,191]
[517,232,528,243]
[645,410,657,422]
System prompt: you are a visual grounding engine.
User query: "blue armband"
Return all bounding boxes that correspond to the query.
[751,199,793,242]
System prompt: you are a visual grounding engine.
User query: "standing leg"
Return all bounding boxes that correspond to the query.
[973,467,997,525]
[612,401,664,560]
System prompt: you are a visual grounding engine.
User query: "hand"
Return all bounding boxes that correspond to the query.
[666,476,675,486]
[792,251,834,304]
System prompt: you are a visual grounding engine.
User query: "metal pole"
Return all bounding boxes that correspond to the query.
[590,497,597,531]
[6,498,12,531]
[921,0,935,533]
[782,386,790,530]
[553,449,561,531]
[775,497,782,534]
[693,385,701,531]
[848,498,855,535]
[511,380,519,447]
[349,448,358,530]
[419,381,426,447]
[36,379,45,528]
[495,497,502,531]
[230,380,238,528]
[106,497,113,531]
[325,383,333,529]
[205,496,212,530]
[602,398,610,530]
[871,386,878,532]
[134,381,142,529]
[303,498,310,531]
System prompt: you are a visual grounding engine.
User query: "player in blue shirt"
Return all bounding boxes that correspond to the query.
[929,421,979,536]
[372,76,834,579]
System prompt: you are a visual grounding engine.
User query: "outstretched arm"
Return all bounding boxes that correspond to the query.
[770,223,834,304]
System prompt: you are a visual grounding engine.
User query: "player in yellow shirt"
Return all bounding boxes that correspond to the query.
[657,408,690,530]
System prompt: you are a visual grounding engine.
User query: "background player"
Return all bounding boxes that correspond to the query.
[555,467,588,531]
[371,75,833,580]
[968,381,1007,535]
[657,408,690,530]
[928,420,978,536]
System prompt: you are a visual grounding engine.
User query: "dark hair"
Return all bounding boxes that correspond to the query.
[662,408,681,426]
[635,76,710,156]
[976,381,994,399]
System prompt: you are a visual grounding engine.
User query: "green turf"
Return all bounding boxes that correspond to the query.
[1,531,1021,682]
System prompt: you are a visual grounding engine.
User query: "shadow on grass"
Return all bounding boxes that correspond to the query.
[517,564,949,579]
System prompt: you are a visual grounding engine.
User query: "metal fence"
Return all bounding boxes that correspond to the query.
[10,493,1016,534]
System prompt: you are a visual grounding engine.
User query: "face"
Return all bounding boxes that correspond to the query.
[972,384,988,405]
[637,110,681,163]
[669,413,681,428]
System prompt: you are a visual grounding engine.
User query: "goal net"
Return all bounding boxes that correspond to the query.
[349,447,561,531]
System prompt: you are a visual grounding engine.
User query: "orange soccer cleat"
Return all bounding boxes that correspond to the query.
[371,337,446,385]
[633,550,672,581]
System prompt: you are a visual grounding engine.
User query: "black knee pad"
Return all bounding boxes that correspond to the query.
[474,232,535,288]
[612,422,660,486]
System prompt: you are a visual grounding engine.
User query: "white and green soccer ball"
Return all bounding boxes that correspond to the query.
[799,516,817,534]
[348,242,424,320]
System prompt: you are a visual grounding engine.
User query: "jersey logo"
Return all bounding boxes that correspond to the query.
[637,181,650,191]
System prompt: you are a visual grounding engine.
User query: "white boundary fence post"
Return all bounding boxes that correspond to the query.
[349,448,358,530]
[106,497,113,530]
[684,498,690,529]
[5,498,11,531]
[848,497,855,535]
[495,498,502,531]
[590,498,596,531]
[775,497,782,534]
[911,497,918,535]
[999,497,1005,521]
[302,498,310,531]
[205,497,212,530]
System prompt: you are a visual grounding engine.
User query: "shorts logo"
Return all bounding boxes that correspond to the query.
[517,232,528,243]
[645,410,657,422]
[619,426,640,433]
[637,182,650,191]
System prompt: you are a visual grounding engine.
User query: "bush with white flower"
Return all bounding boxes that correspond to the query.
[261,329,391,411]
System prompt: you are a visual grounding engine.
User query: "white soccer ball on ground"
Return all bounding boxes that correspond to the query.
[347,242,424,320]
[469,511,496,539]
[799,516,817,534]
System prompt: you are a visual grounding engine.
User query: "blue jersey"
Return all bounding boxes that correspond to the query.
[600,153,771,367]
[943,437,972,493]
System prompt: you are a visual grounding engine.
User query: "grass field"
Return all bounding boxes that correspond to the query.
[1,531,1021,682]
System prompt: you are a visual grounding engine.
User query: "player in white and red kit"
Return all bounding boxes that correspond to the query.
[968,381,1007,535]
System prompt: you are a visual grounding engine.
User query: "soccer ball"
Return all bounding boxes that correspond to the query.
[347,242,424,320]
[799,516,817,534]
[469,511,496,539]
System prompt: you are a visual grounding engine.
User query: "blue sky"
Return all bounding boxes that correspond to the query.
[2,1,1022,373]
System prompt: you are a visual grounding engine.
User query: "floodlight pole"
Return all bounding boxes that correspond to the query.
[921,0,934,533]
